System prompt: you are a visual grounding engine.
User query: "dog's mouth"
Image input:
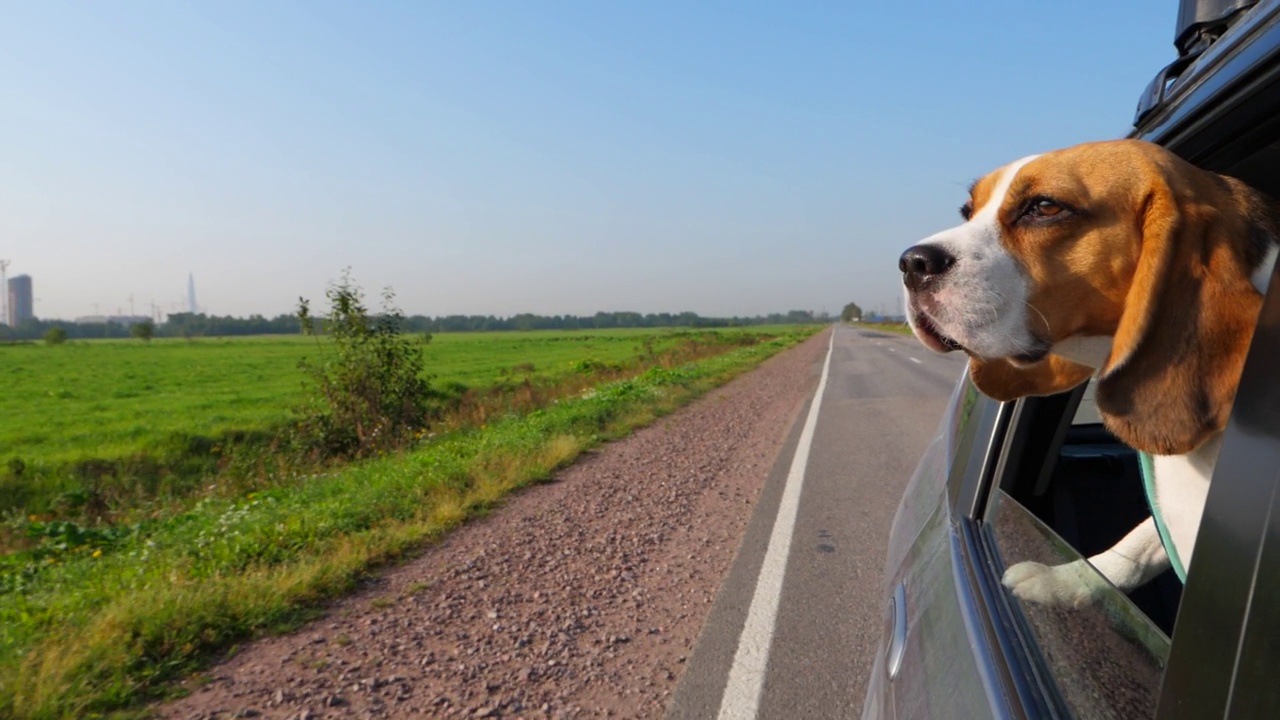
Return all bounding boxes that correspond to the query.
[912,312,964,353]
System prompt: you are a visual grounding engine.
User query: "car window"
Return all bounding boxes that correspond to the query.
[998,385,1184,631]
[986,490,1169,720]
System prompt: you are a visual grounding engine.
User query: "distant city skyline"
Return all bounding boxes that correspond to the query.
[4,2,1175,323]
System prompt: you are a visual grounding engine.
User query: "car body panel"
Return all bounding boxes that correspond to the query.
[865,378,1013,720]
[1155,259,1280,719]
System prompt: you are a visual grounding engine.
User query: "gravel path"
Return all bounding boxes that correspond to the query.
[160,329,830,720]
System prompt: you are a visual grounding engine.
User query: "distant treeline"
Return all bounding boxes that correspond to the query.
[0,309,827,341]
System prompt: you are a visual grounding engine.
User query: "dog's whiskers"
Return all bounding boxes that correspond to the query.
[1024,301,1051,338]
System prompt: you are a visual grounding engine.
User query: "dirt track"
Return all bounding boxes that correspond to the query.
[160,329,830,720]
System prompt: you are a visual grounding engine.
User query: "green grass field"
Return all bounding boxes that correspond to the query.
[0,328,737,470]
[2,327,804,521]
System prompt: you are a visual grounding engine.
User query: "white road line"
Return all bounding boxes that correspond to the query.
[887,347,896,352]
[909,357,922,365]
[717,326,836,720]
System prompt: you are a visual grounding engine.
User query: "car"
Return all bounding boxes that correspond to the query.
[861,1,1280,718]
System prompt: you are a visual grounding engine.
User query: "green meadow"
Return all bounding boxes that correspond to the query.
[0,324,820,719]
[1,328,791,518]
[1,329,716,470]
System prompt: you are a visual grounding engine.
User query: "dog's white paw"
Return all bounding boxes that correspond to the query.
[1002,560,1104,608]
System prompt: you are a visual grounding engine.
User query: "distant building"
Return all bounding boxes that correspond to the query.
[8,274,33,326]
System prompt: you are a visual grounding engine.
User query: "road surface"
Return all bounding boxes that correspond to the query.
[668,324,968,719]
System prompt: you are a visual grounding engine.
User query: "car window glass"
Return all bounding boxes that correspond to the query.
[987,490,1169,720]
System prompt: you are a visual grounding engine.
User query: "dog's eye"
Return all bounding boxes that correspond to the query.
[1028,198,1063,217]
[959,202,973,221]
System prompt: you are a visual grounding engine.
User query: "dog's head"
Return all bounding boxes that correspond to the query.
[900,139,1278,454]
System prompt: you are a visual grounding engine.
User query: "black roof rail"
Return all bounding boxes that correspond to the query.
[1177,0,1257,56]
[1134,0,1260,126]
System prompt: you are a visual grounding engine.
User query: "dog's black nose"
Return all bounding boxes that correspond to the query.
[899,244,956,292]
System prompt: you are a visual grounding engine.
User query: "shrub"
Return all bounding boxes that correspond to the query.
[294,271,433,458]
[130,319,155,342]
[43,328,67,345]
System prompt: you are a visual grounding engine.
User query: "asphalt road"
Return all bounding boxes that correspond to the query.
[667,323,969,719]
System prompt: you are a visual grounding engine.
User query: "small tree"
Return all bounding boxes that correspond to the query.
[841,302,863,323]
[294,271,433,458]
[130,318,155,342]
[44,327,68,345]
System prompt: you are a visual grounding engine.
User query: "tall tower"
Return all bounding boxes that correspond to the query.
[187,273,198,314]
[8,275,34,326]
[0,260,8,327]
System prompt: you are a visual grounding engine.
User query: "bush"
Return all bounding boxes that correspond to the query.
[294,271,433,458]
[43,327,68,345]
[130,319,155,342]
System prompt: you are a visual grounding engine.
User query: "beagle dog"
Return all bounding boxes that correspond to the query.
[898,139,1280,606]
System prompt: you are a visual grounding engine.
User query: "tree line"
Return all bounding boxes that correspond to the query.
[0,309,829,341]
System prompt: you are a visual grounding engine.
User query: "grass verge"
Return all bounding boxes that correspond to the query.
[0,328,819,719]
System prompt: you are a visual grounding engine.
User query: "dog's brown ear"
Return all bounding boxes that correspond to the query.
[1096,171,1275,455]
[969,356,1093,402]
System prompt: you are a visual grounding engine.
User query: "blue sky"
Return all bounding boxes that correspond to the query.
[3,1,1175,321]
